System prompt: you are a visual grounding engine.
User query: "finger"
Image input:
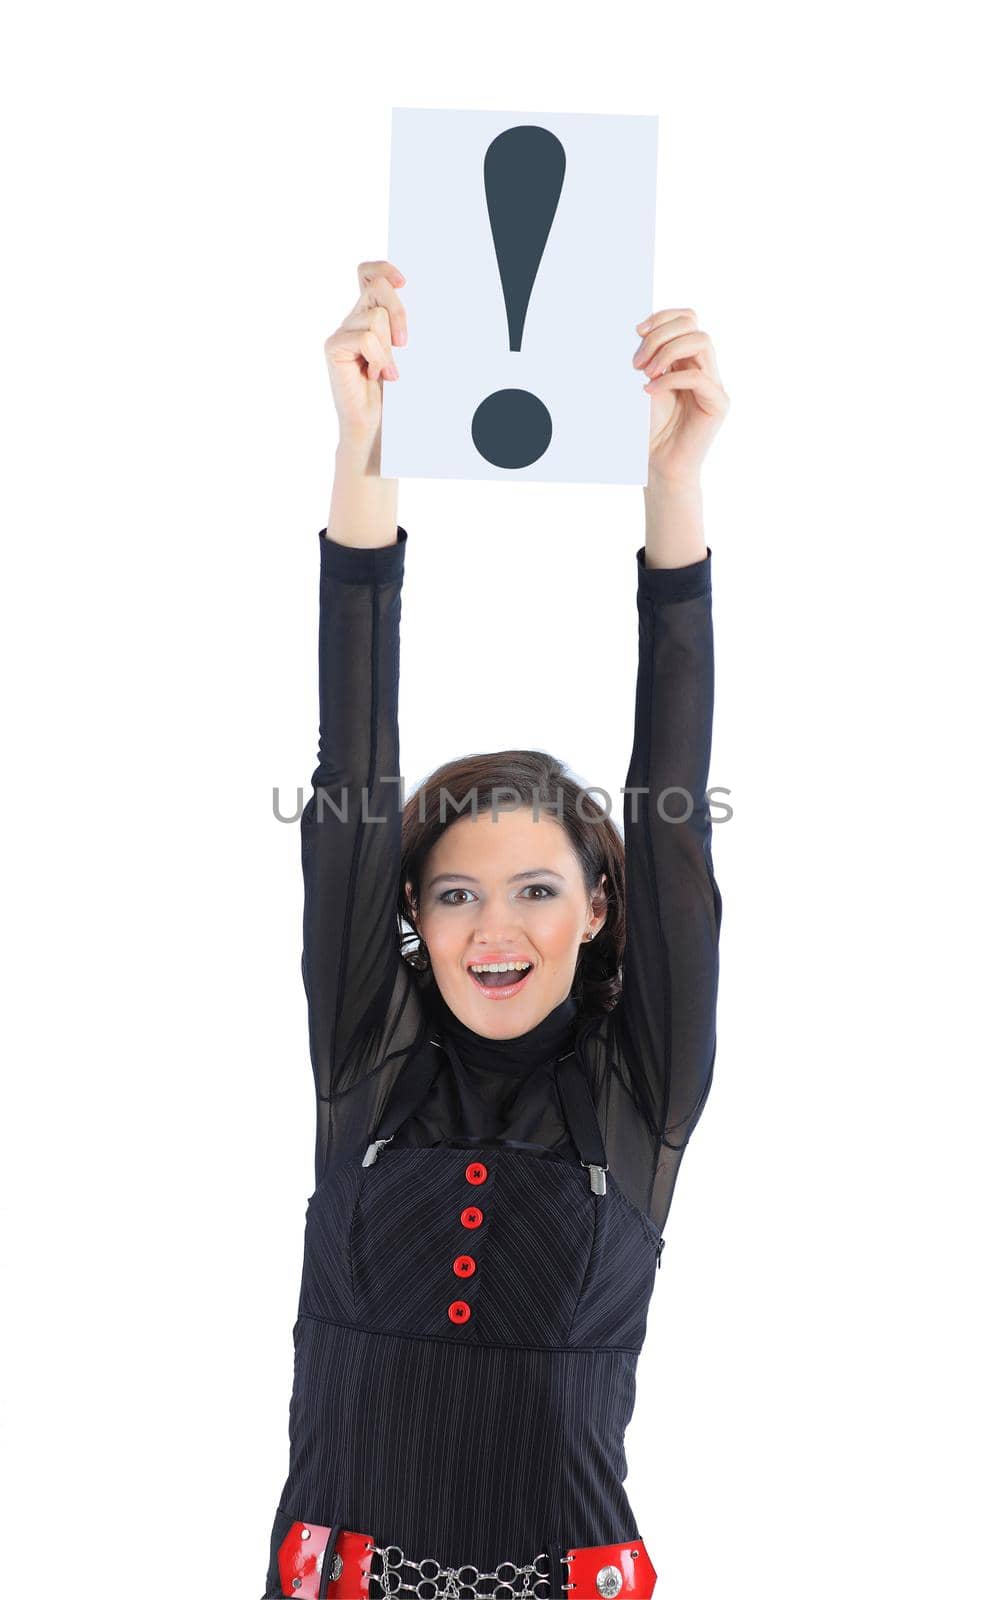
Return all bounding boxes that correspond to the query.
[635,308,697,337]
[633,320,699,368]
[356,262,409,347]
[640,305,694,331]
[348,277,408,352]
[357,258,406,288]
[643,369,730,413]
[635,309,721,384]
[357,327,398,383]
[339,308,400,380]
[642,331,718,381]
[324,325,397,383]
[341,304,393,347]
[342,293,407,359]
[643,368,723,394]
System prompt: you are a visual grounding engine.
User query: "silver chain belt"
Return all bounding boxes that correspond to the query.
[320,1533,641,1596]
[358,1539,555,1596]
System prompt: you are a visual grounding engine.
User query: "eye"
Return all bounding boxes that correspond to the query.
[437,884,556,906]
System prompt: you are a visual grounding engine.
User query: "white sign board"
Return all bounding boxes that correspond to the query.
[380,107,658,487]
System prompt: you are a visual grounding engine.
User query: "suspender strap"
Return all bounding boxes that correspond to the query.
[362,1033,446,1165]
[363,1024,609,1200]
[554,1052,608,1195]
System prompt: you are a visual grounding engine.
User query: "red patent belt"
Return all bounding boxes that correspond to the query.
[278,1520,658,1597]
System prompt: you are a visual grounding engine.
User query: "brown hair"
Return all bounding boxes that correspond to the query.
[396,749,625,1018]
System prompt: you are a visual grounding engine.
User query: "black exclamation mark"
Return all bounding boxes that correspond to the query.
[471,125,566,469]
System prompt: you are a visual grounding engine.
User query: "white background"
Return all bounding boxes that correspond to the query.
[2,4,994,1598]
[380,107,657,483]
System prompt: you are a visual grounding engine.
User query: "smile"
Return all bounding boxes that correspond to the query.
[467,963,535,1000]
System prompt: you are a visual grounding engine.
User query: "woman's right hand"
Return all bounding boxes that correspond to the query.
[324,259,408,463]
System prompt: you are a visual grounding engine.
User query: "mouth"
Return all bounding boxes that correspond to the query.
[467,962,535,1000]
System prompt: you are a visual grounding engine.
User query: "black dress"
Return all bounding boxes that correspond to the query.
[261,525,721,1598]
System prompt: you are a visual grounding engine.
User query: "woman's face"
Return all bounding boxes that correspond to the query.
[408,806,606,1038]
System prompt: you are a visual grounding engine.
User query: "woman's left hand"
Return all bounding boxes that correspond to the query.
[633,309,730,487]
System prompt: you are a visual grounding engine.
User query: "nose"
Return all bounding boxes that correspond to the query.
[473,929,521,948]
[473,914,523,947]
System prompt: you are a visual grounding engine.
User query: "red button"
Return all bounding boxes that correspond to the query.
[465,1160,488,1185]
[460,1205,483,1229]
[448,1300,471,1324]
[454,1255,476,1277]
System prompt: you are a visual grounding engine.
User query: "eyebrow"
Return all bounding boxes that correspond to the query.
[426,869,567,889]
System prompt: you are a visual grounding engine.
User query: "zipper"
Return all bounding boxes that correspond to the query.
[656,1236,666,1270]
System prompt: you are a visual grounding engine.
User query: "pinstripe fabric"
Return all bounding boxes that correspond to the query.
[305,1144,660,1347]
[262,1140,659,1594]
[281,1315,641,1574]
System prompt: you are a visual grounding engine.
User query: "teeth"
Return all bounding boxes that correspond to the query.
[469,962,532,973]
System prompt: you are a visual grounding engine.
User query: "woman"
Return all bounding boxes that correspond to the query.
[262,258,728,1599]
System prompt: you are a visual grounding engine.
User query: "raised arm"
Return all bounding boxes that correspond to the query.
[301,522,406,1173]
[613,303,729,1151]
[301,257,410,1180]
[614,540,721,1147]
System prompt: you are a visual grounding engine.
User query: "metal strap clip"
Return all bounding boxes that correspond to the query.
[362,1135,394,1168]
[584,1161,608,1196]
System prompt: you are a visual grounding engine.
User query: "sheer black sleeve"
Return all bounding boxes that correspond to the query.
[611,546,722,1154]
[300,525,409,1183]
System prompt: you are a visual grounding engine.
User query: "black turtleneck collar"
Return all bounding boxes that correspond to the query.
[428,986,579,1075]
